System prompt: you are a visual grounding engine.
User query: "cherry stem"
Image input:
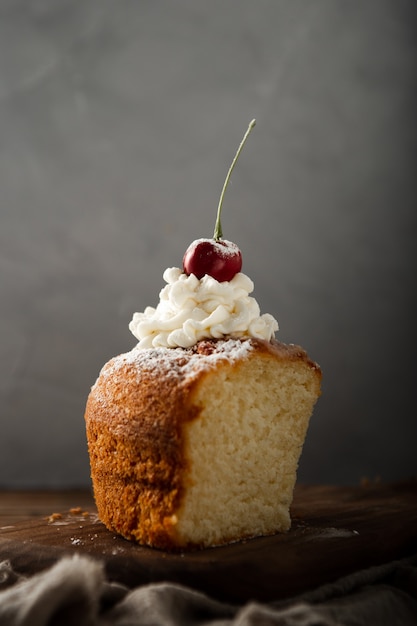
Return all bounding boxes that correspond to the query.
[213,119,256,241]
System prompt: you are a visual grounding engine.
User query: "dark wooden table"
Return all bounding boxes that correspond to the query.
[1,481,416,604]
[0,489,95,526]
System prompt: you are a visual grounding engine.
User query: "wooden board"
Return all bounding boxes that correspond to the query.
[0,481,416,604]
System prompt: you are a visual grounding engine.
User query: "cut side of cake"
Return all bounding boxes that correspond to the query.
[85,338,321,550]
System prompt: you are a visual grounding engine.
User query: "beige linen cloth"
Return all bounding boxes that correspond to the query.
[0,554,416,626]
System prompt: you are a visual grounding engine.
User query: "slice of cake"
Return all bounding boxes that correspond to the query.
[85,337,321,550]
[84,119,321,550]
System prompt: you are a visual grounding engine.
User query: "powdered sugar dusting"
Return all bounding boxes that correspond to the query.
[95,339,254,389]
[192,238,240,258]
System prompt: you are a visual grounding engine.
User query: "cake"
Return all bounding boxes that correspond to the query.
[84,267,321,550]
[84,120,321,550]
[85,336,321,550]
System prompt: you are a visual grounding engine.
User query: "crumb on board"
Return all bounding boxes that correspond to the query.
[45,508,91,523]
[360,476,381,487]
[70,507,90,517]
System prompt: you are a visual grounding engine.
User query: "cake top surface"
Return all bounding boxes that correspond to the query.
[129,267,278,350]
[95,338,320,393]
[100,338,255,385]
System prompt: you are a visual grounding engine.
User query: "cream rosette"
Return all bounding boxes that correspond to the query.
[129,267,278,349]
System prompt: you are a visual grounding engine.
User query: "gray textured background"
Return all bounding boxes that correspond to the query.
[1,0,416,488]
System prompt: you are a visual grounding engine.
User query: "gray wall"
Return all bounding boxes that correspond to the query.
[1,0,416,487]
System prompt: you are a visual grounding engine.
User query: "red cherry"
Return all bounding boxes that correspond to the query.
[182,119,255,283]
[183,238,242,282]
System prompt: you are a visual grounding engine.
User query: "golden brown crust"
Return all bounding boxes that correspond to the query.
[85,338,321,549]
[258,338,321,370]
[85,355,197,548]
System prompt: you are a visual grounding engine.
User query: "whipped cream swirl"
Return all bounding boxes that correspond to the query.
[129,267,278,349]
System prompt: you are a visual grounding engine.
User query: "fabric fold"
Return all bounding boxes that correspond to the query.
[0,554,416,626]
